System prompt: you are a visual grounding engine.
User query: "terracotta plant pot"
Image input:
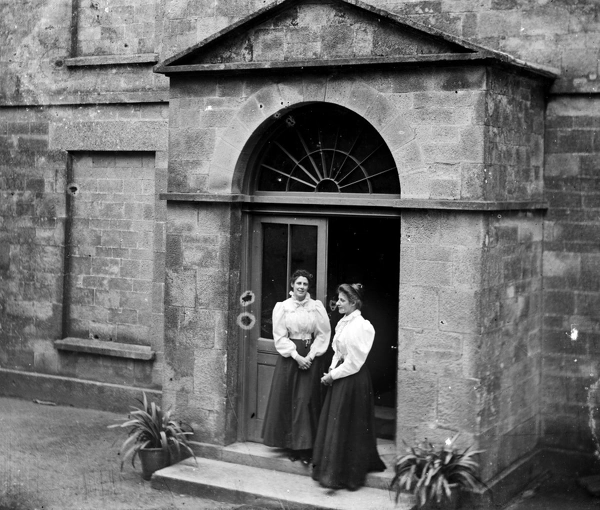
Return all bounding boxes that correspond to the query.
[139,447,170,481]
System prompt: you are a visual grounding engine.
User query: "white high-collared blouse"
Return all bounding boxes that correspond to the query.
[329,310,375,380]
[272,294,331,361]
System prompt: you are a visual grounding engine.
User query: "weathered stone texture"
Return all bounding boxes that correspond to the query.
[398,209,543,480]
[1,0,599,492]
[478,211,544,479]
[483,70,546,201]
[76,0,156,56]
[541,96,600,453]
[170,69,501,199]
[163,202,241,443]
[378,0,597,91]
[398,211,484,452]
[0,107,66,372]
[0,99,167,393]
[67,153,160,347]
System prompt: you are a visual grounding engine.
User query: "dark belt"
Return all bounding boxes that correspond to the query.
[290,337,313,348]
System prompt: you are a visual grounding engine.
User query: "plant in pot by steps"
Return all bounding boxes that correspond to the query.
[391,434,487,510]
[109,392,196,481]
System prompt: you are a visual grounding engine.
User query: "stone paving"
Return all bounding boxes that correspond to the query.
[2,395,599,510]
[0,397,236,510]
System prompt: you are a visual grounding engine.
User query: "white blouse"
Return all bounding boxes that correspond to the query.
[272,295,331,361]
[329,310,375,380]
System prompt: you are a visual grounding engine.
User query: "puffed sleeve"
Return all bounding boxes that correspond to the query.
[307,300,331,361]
[272,301,299,359]
[329,319,375,380]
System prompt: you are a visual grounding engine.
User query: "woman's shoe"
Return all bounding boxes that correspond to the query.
[299,450,312,466]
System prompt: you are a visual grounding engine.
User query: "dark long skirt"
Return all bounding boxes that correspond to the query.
[311,365,386,491]
[262,340,325,451]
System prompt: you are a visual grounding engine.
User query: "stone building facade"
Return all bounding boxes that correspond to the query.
[1,0,599,503]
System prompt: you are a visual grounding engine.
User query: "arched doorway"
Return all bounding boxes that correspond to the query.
[242,103,400,442]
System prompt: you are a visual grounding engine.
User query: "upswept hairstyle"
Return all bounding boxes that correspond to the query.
[289,269,314,289]
[337,283,364,310]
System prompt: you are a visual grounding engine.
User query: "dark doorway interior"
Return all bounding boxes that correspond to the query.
[326,217,400,414]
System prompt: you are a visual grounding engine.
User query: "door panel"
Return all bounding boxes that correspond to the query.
[246,216,327,442]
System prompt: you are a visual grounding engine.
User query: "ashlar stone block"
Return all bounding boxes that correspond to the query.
[302,76,327,102]
[396,370,438,426]
[216,117,252,154]
[437,377,481,432]
[399,285,439,330]
[277,82,304,109]
[193,348,227,411]
[166,268,196,308]
[347,80,379,117]
[439,288,481,334]
[253,85,284,118]
[380,114,416,154]
[364,93,399,131]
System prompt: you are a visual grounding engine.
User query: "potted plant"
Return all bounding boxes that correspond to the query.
[109,392,196,480]
[391,434,486,509]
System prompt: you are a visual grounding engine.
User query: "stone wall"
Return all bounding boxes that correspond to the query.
[397,211,485,449]
[77,0,157,56]
[1,0,597,105]
[479,211,544,480]
[155,0,599,93]
[68,152,160,347]
[0,107,66,371]
[542,96,600,453]
[163,201,241,444]
[1,0,599,472]
[0,103,168,410]
[485,70,546,202]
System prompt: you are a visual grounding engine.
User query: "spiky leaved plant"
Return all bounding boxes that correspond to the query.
[391,434,486,509]
[108,392,196,470]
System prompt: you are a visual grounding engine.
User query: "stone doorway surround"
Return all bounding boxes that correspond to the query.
[155,0,558,505]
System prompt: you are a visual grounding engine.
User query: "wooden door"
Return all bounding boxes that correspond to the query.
[245,216,328,442]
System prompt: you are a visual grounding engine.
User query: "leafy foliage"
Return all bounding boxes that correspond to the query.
[108,392,196,471]
[391,434,486,508]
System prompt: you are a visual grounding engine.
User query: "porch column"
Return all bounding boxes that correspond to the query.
[163,200,242,445]
[397,208,544,482]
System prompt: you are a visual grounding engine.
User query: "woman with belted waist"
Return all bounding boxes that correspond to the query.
[262,269,331,465]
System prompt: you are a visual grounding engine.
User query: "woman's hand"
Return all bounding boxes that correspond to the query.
[296,355,312,370]
[321,372,333,386]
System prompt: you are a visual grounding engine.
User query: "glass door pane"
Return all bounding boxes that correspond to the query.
[291,224,318,290]
[260,223,319,339]
[261,224,287,339]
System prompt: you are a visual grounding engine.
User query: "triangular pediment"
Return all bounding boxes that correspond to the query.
[155,0,557,78]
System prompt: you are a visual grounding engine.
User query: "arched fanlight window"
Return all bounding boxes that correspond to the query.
[255,104,400,195]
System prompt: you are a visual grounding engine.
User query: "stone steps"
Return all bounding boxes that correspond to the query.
[151,441,415,509]
[152,456,414,510]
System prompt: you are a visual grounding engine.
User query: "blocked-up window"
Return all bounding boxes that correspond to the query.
[68,152,158,345]
[76,0,156,56]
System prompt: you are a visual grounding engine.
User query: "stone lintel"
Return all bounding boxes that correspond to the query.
[55,337,155,361]
[50,120,168,151]
[65,53,159,67]
[159,193,548,211]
